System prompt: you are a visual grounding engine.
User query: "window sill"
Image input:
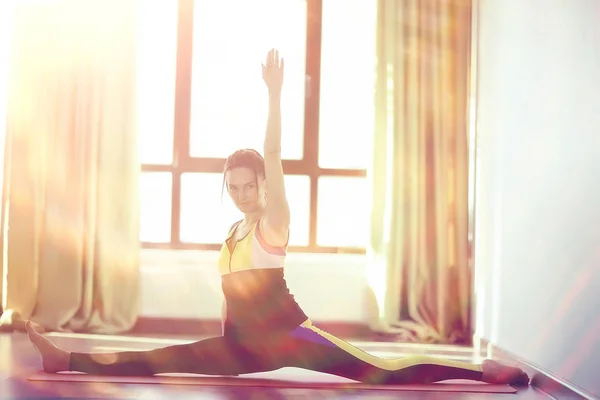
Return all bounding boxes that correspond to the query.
[139,249,371,323]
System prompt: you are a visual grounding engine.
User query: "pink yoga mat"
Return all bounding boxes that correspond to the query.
[28,372,517,393]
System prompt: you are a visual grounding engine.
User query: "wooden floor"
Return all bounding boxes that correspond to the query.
[1,331,555,400]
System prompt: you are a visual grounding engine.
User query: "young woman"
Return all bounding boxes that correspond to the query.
[26,49,529,386]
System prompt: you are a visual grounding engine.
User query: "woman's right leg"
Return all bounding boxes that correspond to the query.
[69,336,246,376]
[27,322,250,376]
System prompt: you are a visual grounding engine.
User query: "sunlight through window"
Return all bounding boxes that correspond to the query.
[136,0,178,165]
[137,0,377,251]
[316,0,376,248]
[319,0,377,170]
[317,176,370,247]
[189,0,306,160]
[139,173,172,242]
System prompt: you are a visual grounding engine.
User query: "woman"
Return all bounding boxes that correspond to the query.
[26,49,529,386]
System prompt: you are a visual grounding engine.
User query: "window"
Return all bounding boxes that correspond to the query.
[139,172,173,243]
[319,0,376,170]
[140,0,377,253]
[136,0,177,165]
[189,0,306,160]
[317,176,370,248]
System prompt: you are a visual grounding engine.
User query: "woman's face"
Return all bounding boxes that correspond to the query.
[225,167,266,213]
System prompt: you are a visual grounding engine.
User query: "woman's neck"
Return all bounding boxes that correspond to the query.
[244,210,263,226]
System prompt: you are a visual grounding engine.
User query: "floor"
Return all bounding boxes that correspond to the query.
[1,331,555,400]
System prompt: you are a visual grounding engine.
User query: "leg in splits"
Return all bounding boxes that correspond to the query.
[69,337,250,376]
[26,322,281,376]
[257,321,530,386]
[26,321,528,385]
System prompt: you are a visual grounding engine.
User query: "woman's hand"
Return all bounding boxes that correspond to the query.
[262,48,284,95]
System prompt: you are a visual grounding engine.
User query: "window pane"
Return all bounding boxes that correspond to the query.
[140,172,172,242]
[189,0,306,160]
[136,0,177,165]
[180,173,241,244]
[180,173,310,246]
[285,175,310,246]
[318,0,377,169]
[317,176,369,247]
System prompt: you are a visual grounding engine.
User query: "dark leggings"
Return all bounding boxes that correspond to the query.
[69,322,483,384]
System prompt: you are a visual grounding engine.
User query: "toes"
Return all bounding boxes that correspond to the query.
[26,322,37,338]
[511,372,530,386]
[25,320,38,335]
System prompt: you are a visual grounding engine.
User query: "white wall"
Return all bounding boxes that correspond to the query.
[140,250,371,323]
[475,0,600,398]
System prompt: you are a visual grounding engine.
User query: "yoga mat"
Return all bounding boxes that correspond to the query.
[28,372,517,394]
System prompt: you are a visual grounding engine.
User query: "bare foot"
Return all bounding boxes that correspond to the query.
[26,321,71,373]
[482,359,530,386]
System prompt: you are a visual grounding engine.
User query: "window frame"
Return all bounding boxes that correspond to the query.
[140,0,367,254]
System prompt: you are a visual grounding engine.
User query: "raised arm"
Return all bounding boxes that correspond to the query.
[261,49,290,240]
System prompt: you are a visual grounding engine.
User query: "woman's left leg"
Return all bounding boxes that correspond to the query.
[268,321,529,386]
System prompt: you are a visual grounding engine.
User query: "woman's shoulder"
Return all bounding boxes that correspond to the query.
[224,219,243,239]
[228,219,243,232]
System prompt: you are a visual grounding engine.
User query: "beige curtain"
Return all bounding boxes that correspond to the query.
[0,0,11,325]
[0,0,141,334]
[367,0,473,344]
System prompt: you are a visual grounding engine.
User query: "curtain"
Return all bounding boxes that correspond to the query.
[0,0,12,326]
[0,0,141,334]
[367,0,474,344]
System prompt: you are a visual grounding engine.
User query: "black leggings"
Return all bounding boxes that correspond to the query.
[70,321,483,384]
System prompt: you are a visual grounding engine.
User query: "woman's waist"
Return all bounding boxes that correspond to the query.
[225,294,305,318]
[221,270,293,299]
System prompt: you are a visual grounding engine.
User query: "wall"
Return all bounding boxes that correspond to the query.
[475,0,600,398]
[140,250,370,323]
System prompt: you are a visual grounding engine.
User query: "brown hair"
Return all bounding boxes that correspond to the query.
[221,149,265,198]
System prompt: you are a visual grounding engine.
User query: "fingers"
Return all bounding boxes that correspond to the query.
[265,48,283,68]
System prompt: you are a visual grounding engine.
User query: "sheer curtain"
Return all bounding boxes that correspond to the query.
[0,0,141,333]
[0,0,12,323]
[368,0,474,344]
